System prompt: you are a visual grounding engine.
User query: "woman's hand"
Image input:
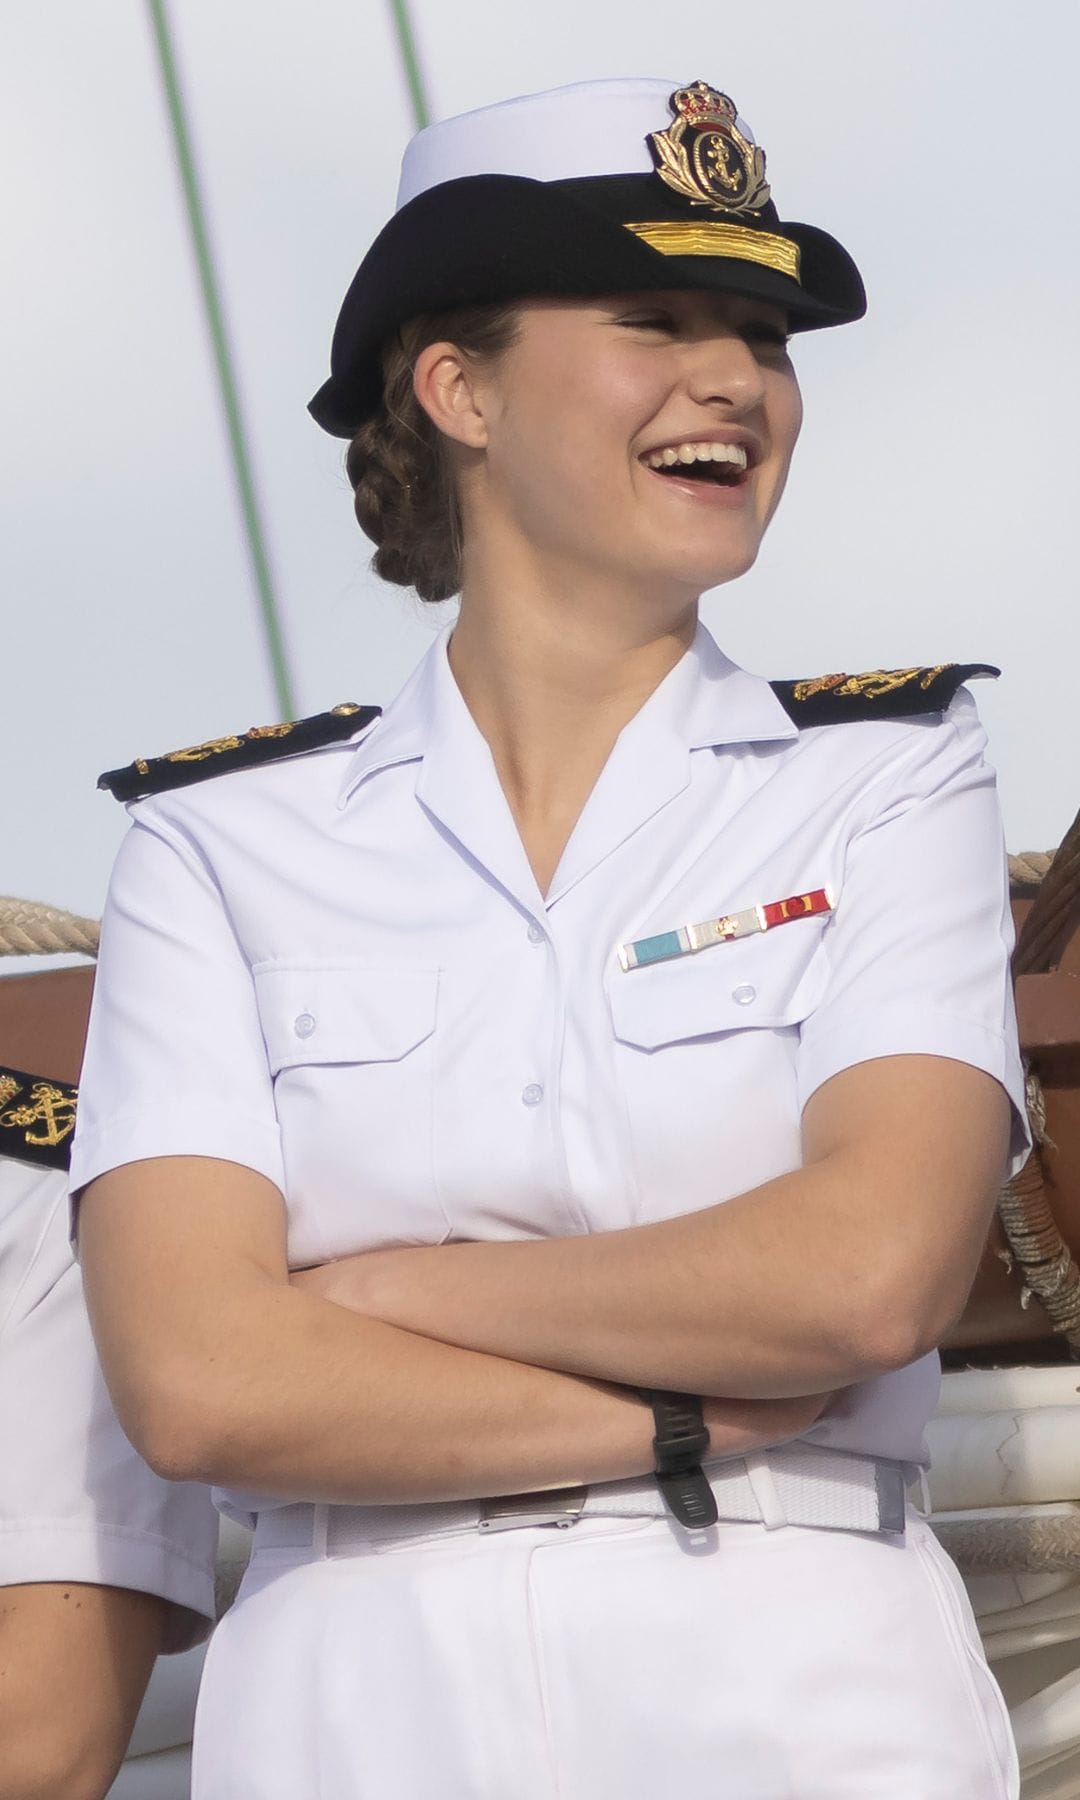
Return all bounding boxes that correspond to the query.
[700,1391,840,1459]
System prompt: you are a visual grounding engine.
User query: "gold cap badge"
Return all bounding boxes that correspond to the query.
[647,83,771,216]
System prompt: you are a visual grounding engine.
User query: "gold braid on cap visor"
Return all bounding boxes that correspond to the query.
[622,219,801,282]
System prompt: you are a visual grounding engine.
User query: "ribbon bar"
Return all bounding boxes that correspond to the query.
[618,887,833,972]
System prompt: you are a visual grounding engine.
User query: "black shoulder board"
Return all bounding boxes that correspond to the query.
[0,1065,78,1172]
[99,703,382,803]
[769,663,999,728]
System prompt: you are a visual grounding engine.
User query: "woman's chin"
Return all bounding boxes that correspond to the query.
[644,541,761,595]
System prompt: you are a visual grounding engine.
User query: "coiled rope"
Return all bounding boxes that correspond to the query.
[935,1511,1080,1578]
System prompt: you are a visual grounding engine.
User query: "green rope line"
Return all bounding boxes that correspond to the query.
[387,0,431,131]
[146,0,296,720]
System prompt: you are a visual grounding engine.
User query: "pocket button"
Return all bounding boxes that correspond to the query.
[732,984,757,1006]
[293,1012,317,1039]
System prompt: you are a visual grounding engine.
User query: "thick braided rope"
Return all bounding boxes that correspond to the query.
[933,1512,1080,1576]
[993,815,1080,1355]
[0,898,100,958]
[1008,850,1053,888]
[997,1071,1080,1349]
[1012,807,1080,977]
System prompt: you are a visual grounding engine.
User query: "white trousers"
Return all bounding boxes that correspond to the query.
[191,1505,1019,1798]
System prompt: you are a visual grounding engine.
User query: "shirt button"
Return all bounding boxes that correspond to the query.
[521,1083,545,1107]
[732,984,757,1007]
[293,1012,317,1038]
[526,921,545,945]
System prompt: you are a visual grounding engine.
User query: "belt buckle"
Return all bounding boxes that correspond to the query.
[477,1483,589,1533]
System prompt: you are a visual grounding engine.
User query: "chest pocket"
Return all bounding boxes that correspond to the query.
[253,965,438,1074]
[606,918,832,1225]
[608,914,831,1049]
[250,964,447,1256]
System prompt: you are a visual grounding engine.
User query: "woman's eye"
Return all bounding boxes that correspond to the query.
[743,322,791,350]
[619,315,676,333]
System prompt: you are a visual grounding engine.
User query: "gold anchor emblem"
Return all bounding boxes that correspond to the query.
[0,1081,78,1148]
[647,82,771,216]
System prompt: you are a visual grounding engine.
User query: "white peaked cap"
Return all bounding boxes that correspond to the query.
[309,77,865,436]
[396,78,759,209]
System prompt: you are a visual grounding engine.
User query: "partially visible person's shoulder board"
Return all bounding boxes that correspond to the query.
[98,703,382,803]
[0,1065,77,1171]
[769,663,999,728]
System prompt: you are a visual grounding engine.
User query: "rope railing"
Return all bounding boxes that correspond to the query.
[0,898,99,959]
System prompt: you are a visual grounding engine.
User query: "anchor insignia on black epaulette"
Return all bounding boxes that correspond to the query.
[0,1069,78,1169]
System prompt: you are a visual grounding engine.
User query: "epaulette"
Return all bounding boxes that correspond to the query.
[0,1065,77,1171]
[769,663,999,728]
[98,702,382,803]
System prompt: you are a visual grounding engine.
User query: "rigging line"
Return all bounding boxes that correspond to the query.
[145,0,297,720]
[386,0,431,131]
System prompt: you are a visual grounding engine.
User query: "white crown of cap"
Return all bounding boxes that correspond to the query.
[395,78,758,211]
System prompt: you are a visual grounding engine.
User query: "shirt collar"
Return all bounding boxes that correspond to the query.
[655,620,800,752]
[336,619,798,810]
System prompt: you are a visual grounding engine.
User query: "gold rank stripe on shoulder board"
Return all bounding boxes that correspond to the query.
[0,1066,78,1171]
[769,663,1000,727]
[98,702,382,803]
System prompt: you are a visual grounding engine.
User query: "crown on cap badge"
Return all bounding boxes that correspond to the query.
[648,82,771,216]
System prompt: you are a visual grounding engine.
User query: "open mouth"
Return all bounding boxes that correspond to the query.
[640,441,751,487]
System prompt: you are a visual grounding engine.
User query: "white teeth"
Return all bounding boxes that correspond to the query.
[644,441,750,471]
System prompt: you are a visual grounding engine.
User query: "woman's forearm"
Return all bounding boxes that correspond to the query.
[300,1054,1008,1400]
[170,1284,829,1504]
[296,1163,884,1402]
[173,1279,654,1501]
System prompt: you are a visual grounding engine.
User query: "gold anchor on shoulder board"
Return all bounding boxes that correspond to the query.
[0,1081,77,1147]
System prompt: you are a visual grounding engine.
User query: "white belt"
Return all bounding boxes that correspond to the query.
[252,1444,913,1555]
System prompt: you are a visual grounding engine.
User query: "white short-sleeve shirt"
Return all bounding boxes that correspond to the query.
[70,623,1030,1486]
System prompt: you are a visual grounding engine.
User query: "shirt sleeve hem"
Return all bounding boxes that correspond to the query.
[796,1009,1032,1180]
[0,1520,216,1652]
[68,1108,285,1249]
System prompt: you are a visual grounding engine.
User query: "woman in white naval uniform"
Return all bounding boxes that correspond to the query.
[70,79,1030,1797]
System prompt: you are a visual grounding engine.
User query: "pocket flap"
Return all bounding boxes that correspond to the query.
[252,965,439,1074]
[610,920,829,1049]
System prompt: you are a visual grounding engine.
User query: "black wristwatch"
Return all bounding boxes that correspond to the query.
[638,1389,719,1528]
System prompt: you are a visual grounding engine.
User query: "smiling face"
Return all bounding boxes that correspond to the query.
[451,288,803,608]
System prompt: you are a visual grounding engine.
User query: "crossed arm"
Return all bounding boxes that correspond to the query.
[291,1053,1011,1393]
[76,1050,1010,1507]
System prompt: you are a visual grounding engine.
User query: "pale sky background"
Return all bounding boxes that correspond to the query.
[4,0,1078,939]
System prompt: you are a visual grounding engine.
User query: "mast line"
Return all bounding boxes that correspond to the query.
[386,0,431,130]
[145,0,296,719]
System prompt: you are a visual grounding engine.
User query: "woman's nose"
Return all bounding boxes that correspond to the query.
[686,333,766,412]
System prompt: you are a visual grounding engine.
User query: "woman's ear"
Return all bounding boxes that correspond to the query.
[412,341,490,450]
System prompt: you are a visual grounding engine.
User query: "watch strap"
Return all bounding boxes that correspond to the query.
[638,1389,719,1529]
